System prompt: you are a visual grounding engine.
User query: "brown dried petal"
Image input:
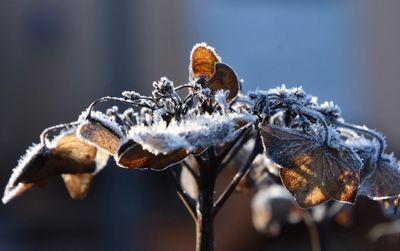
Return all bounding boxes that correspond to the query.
[62,173,93,199]
[261,126,362,208]
[3,131,105,203]
[191,44,220,79]
[16,134,97,185]
[359,155,400,200]
[79,119,122,154]
[206,63,239,102]
[117,140,188,170]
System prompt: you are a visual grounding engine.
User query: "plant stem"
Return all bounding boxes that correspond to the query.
[300,210,321,251]
[196,148,217,251]
[175,133,261,251]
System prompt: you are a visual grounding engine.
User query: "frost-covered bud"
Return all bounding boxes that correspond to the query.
[106,106,119,117]
[197,88,212,101]
[214,90,229,113]
[317,101,342,120]
[153,77,175,96]
[122,91,141,100]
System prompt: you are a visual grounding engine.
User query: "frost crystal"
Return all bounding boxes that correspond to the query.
[127,113,256,155]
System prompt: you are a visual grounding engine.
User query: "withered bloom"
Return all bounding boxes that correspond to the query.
[261,125,362,208]
[3,42,400,251]
[3,126,108,203]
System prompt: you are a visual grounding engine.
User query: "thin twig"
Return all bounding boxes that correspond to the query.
[217,126,250,160]
[216,128,252,175]
[213,134,262,216]
[167,169,197,221]
[40,121,81,145]
[300,210,321,251]
[85,96,154,120]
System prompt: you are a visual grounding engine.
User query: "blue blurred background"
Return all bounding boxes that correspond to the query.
[0,0,399,250]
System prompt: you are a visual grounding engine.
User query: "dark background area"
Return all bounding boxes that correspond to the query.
[0,0,399,250]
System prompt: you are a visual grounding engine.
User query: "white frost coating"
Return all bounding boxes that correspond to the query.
[190,42,222,62]
[319,101,341,113]
[214,90,229,112]
[128,113,256,155]
[2,143,44,204]
[267,85,304,97]
[46,127,76,149]
[78,110,124,138]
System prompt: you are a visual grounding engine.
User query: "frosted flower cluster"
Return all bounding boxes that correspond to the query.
[3,43,399,238]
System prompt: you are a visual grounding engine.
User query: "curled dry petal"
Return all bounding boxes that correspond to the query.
[78,116,123,155]
[261,126,362,208]
[359,154,400,200]
[2,129,108,203]
[190,43,221,80]
[190,43,239,102]
[206,63,239,102]
[116,140,188,170]
[62,173,93,199]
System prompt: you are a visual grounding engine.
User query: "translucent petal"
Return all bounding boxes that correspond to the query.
[261,125,362,208]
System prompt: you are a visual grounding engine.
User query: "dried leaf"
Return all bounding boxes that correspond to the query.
[117,140,188,170]
[79,119,122,154]
[206,63,239,102]
[190,43,220,79]
[261,126,362,208]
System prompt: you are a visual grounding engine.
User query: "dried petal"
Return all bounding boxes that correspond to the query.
[206,63,239,102]
[78,118,123,154]
[2,129,108,203]
[261,126,362,208]
[359,154,400,200]
[62,173,93,199]
[190,43,221,80]
[117,140,187,170]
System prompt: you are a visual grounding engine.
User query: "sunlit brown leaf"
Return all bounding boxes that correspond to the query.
[190,43,220,79]
[261,126,362,208]
[79,119,122,154]
[117,140,188,170]
[206,63,239,102]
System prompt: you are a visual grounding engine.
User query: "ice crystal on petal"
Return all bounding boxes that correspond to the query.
[128,113,256,155]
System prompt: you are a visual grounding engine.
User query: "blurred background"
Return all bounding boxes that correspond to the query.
[0,0,399,250]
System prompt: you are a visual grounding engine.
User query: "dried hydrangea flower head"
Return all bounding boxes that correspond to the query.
[3,42,400,251]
